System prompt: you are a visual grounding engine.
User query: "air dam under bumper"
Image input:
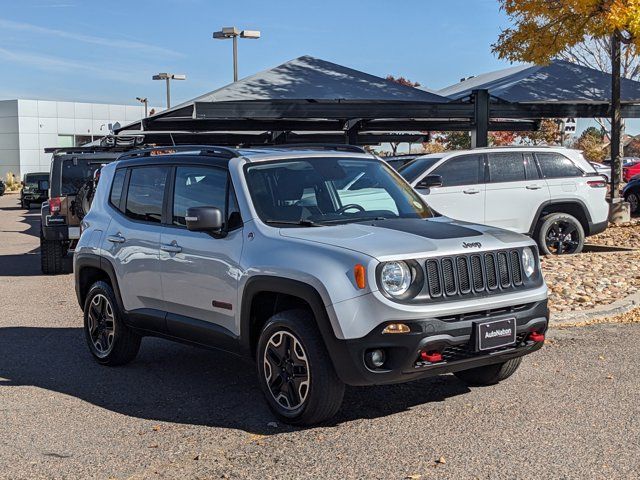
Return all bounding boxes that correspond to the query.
[327,300,548,386]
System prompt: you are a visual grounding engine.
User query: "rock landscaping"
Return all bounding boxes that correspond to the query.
[541,219,640,314]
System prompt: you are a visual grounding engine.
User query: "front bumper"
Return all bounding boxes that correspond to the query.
[327,300,548,386]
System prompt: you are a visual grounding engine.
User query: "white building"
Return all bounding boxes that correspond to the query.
[0,99,159,178]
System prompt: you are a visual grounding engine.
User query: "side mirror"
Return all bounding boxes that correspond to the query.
[185,206,223,233]
[38,180,49,191]
[416,174,443,189]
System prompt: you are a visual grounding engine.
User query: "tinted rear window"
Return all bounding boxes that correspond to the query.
[61,159,102,195]
[488,152,526,183]
[398,157,444,183]
[124,166,168,223]
[109,169,127,212]
[536,153,583,178]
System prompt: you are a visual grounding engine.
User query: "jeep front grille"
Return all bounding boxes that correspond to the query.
[424,249,527,301]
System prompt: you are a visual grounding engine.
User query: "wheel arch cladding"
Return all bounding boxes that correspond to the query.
[240,276,341,363]
[531,200,591,235]
[75,253,124,313]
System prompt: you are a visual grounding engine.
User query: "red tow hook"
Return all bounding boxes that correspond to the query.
[420,351,443,363]
[528,331,545,343]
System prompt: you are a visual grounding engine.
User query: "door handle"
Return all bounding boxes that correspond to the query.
[106,234,126,243]
[463,188,480,194]
[526,184,542,190]
[161,243,182,253]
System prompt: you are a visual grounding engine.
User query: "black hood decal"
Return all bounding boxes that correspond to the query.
[358,218,482,240]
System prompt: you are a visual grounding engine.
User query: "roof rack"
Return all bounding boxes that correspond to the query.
[44,135,148,154]
[116,145,240,161]
[247,143,367,154]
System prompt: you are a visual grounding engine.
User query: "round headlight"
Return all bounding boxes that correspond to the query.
[380,261,412,296]
[521,247,536,278]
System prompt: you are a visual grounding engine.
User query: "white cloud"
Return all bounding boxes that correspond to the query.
[0,18,182,58]
[0,47,148,85]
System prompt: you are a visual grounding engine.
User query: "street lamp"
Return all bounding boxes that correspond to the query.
[136,97,148,117]
[213,26,261,82]
[152,73,186,109]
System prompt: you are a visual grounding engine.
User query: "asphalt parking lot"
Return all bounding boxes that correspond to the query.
[1,193,639,479]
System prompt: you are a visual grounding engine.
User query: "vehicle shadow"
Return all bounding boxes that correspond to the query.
[0,327,471,433]
[0,203,73,276]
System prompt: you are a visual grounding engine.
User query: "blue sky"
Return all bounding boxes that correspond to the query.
[0,0,635,135]
[0,0,512,104]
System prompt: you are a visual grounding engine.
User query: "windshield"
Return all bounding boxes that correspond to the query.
[244,157,433,226]
[24,174,48,187]
[398,156,444,183]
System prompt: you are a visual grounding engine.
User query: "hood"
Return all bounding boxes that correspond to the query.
[279,217,533,261]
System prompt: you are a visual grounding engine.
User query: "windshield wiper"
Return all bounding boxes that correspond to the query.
[264,219,324,227]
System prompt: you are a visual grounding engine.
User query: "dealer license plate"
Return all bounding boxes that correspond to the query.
[476,318,516,351]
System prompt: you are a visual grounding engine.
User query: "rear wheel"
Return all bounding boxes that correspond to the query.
[40,233,66,274]
[84,280,141,366]
[536,213,584,255]
[256,310,345,425]
[454,357,522,386]
[626,191,639,214]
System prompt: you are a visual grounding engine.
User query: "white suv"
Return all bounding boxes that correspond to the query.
[399,147,609,255]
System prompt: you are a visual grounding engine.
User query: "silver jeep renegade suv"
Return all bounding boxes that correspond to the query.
[74,145,549,425]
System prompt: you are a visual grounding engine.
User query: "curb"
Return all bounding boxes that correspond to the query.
[551,290,640,325]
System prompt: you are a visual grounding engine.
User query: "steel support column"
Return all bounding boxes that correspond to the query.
[471,89,490,148]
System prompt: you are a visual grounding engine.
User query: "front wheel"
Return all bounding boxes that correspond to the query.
[536,213,585,255]
[454,357,522,386]
[256,310,345,426]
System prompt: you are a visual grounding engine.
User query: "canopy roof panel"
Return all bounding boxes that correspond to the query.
[188,55,449,103]
[438,59,640,103]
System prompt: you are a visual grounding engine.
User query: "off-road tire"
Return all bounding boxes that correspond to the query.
[40,233,65,275]
[84,280,141,366]
[454,357,522,386]
[536,212,585,255]
[256,309,345,426]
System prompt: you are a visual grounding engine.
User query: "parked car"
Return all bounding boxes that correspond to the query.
[398,147,609,255]
[75,145,549,425]
[20,172,49,209]
[623,161,640,183]
[40,148,122,274]
[623,177,640,214]
[383,154,421,171]
[0,178,5,196]
[589,162,611,182]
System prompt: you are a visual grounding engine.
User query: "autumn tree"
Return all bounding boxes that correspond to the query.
[489,131,517,146]
[492,0,640,200]
[573,127,608,161]
[520,119,562,145]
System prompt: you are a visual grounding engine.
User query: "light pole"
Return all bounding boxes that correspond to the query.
[213,27,261,82]
[152,73,186,108]
[136,97,148,117]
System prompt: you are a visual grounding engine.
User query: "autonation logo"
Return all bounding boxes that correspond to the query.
[485,328,512,339]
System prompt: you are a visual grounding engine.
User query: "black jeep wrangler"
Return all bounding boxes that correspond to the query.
[20,172,50,209]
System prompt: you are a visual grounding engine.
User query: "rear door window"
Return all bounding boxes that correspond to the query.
[536,153,584,178]
[124,166,168,223]
[61,159,101,195]
[431,154,484,187]
[487,152,526,183]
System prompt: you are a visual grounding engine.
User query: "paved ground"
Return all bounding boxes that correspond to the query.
[1,193,639,479]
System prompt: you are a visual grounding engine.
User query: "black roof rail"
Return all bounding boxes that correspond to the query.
[116,145,241,161]
[248,143,368,154]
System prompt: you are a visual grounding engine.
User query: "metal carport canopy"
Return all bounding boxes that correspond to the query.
[115,56,640,147]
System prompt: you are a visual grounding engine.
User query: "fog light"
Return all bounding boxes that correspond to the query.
[382,323,410,334]
[365,349,386,369]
